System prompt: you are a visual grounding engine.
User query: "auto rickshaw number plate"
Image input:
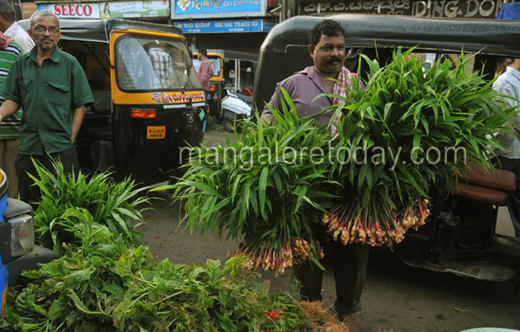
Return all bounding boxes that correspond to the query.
[147,126,166,139]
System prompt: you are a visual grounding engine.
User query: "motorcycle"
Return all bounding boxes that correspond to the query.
[220,90,253,132]
[219,52,257,132]
[253,14,520,290]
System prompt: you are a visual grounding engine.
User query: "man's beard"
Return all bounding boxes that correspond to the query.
[38,38,56,51]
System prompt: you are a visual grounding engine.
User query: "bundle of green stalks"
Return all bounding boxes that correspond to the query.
[163,100,336,274]
[323,48,519,246]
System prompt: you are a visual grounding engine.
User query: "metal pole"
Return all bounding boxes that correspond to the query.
[281,0,288,21]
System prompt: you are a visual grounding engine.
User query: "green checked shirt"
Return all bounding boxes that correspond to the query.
[0,40,23,140]
[0,47,94,155]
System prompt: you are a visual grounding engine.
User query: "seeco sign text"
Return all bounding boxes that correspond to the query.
[54,4,93,17]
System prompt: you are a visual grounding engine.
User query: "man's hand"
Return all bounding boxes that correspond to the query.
[260,113,275,126]
[0,100,21,123]
[71,105,87,142]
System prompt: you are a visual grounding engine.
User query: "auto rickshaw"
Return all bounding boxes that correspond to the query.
[254,14,520,288]
[19,19,208,186]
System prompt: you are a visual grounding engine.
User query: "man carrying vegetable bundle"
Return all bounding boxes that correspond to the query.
[261,19,368,332]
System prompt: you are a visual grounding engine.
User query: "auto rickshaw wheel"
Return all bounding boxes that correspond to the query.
[223,118,236,133]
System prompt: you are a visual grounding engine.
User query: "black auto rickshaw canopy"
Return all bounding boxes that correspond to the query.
[254,14,520,111]
[18,18,184,43]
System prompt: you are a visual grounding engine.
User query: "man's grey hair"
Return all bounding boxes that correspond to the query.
[0,1,16,22]
[29,9,59,28]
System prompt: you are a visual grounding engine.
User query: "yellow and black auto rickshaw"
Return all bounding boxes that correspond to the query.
[19,18,208,186]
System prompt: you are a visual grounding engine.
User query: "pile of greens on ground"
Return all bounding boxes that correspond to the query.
[1,162,320,331]
[30,160,150,254]
[1,209,317,332]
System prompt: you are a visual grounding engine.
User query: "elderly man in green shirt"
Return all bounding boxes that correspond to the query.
[0,9,94,205]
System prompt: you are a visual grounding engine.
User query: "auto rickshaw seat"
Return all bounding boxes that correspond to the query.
[453,162,517,206]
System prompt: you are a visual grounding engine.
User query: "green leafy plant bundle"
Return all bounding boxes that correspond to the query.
[0,208,318,332]
[323,49,519,247]
[30,159,151,253]
[162,102,337,275]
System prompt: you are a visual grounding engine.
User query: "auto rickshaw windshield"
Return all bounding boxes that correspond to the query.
[115,35,202,91]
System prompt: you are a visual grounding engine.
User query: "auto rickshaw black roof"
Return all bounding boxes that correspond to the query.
[17,18,184,43]
[253,14,520,111]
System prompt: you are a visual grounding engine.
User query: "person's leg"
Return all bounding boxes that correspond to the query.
[5,139,20,198]
[492,156,520,236]
[48,147,80,179]
[0,139,20,198]
[294,259,324,302]
[332,241,370,315]
[14,153,38,204]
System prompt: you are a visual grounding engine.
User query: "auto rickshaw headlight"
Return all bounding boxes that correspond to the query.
[9,215,34,257]
[210,85,217,92]
[0,214,35,265]
[186,113,195,124]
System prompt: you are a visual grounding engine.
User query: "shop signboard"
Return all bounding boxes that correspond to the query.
[299,0,412,15]
[100,1,169,18]
[298,0,518,19]
[172,0,267,19]
[174,18,275,32]
[21,3,38,19]
[37,3,100,18]
[412,0,516,18]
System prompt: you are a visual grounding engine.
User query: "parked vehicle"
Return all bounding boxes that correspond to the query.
[218,51,257,132]
[193,49,257,125]
[220,91,253,132]
[19,19,208,186]
[254,14,520,287]
[0,169,59,316]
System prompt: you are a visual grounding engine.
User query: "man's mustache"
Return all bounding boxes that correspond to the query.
[327,57,342,63]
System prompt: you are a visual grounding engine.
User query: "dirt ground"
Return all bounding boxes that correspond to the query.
[139,127,520,332]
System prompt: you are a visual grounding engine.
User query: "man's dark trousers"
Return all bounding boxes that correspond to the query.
[294,235,370,314]
[15,147,79,207]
